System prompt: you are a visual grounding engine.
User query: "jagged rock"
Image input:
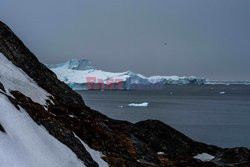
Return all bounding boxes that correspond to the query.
[212,147,250,167]
[0,123,5,133]
[0,21,87,110]
[0,20,250,167]
[131,120,220,156]
[9,91,98,167]
[0,81,5,92]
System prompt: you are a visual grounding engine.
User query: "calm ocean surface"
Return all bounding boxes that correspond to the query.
[78,84,250,148]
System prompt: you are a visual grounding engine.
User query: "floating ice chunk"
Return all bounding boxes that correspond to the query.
[128,102,149,107]
[193,153,215,162]
[219,91,226,94]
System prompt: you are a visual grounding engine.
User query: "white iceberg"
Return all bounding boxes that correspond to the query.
[128,102,149,107]
[47,59,206,90]
[206,80,250,85]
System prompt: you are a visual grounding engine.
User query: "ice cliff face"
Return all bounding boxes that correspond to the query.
[1,20,250,167]
[47,60,206,90]
[47,59,95,71]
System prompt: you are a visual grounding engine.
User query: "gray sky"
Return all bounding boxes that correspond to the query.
[0,0,250,80]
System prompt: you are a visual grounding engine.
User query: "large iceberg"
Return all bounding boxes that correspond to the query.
[47,59,95,71]
[47,59,206,90]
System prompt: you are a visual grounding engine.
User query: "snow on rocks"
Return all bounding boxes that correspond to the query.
[0,94,85,167]
[157,152,165,155]
[193,153,215,162]
[74,134,109,167]
[0,53,53,106]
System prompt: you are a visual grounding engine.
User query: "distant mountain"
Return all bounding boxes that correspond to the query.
[47,59,206,90]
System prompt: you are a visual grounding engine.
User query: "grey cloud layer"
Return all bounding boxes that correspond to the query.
[0,0,249,80]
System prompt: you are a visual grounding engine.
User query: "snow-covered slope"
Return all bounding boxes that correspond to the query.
[0,53,52,106]
[0,54,86,167]
[0,95,85,167]
[0,53,106,167]
[47,59,206,90]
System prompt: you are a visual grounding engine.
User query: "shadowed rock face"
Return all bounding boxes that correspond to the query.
[0,21,86,110]
[0,82,5,92]
[0,123,5,133]
[132,120,220,156]
[0,21,250,167]
[212,148,250,166]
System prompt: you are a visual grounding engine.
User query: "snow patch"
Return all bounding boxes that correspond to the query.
[0,53,52,106]
[128,102,149,107]
[74,134,109,167]
[157,152,165,155]
[0,94,85,167]
[193,153,215,162]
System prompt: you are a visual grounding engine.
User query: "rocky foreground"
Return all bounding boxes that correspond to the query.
[0,21,250,167]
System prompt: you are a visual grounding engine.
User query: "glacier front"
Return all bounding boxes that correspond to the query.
[47,59,206,90]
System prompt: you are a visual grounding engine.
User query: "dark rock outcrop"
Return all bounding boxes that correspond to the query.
[0,123,5,133]
[0,81,5,92]
[132,120,220,156]
[212,148,250,167]
[0,21,86,110]
[1,21,250,167]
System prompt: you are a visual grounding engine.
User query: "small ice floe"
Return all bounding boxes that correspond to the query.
[128,102,149,107]
[157,152,165,155]
[219,91,226,94]
[120,105,124,108]
[193,153,215,162]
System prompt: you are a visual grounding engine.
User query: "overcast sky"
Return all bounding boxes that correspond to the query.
[0,0,249,80]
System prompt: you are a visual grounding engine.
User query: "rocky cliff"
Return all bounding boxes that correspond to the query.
[0,21,250,167]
